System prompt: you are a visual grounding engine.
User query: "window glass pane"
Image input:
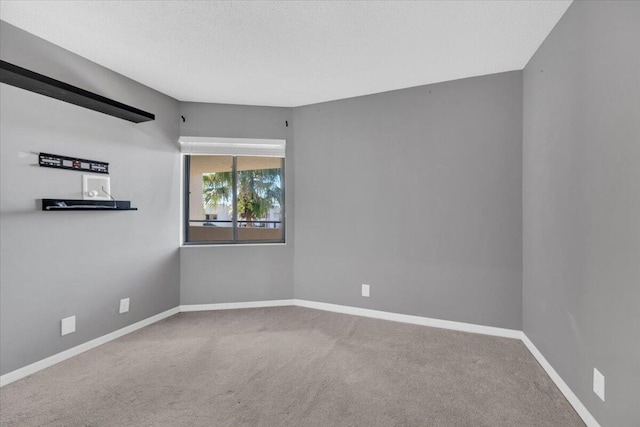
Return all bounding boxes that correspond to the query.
[236,156,284,242]
[188,155,233,242]
[184,155,284,245]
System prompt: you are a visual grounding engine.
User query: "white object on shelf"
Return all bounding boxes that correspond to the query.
[83,175,111,200]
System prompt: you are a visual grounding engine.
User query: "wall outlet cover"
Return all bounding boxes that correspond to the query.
[119,298,130,314]
[362,284,370,297]
[593,368,605,401]
[83,175,111,200]
[61,316,76,336]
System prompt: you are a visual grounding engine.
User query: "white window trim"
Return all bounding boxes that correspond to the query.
[179,136,285,157]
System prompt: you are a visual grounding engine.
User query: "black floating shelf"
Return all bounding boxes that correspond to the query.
[42,199,137,211]
[1,60,155,123]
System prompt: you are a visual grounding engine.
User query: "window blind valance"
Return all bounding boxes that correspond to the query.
[179,136,286,157]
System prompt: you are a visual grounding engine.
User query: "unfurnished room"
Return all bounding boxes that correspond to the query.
[0,1,638,426]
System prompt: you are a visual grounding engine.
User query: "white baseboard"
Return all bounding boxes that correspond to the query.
[180,299,295,312]
[0,306,179,387]
[180,298,522,339]
[0,298,601,427]
[293,299,524,339]
[520,335,601,427]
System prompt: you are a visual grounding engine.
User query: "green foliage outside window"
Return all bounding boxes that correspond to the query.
[203,168,281,227]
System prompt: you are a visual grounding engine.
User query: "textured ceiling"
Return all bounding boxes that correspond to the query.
[0,1,571,107]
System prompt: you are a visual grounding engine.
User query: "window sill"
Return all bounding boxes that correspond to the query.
[180,242,287,248]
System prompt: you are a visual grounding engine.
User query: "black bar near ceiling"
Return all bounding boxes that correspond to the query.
[0,60,155,123]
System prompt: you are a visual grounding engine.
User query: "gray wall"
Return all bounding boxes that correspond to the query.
[0,22,181,375]
[293,71,523,329]
[179,103,295,304]
[522,2,640,426]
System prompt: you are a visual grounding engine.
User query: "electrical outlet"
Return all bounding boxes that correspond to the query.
[61,316,76,336]
[593,368,605,401]
[119,298,130,314]
[362,284,370,297]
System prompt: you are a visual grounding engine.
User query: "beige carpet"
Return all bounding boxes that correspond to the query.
[0,306,584,426]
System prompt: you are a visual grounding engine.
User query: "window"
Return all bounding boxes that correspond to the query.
[181,137,285,245]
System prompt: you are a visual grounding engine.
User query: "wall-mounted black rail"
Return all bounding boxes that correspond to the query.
[40,152,109,174]
[42,199,137,211]
[0,60,155,123]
